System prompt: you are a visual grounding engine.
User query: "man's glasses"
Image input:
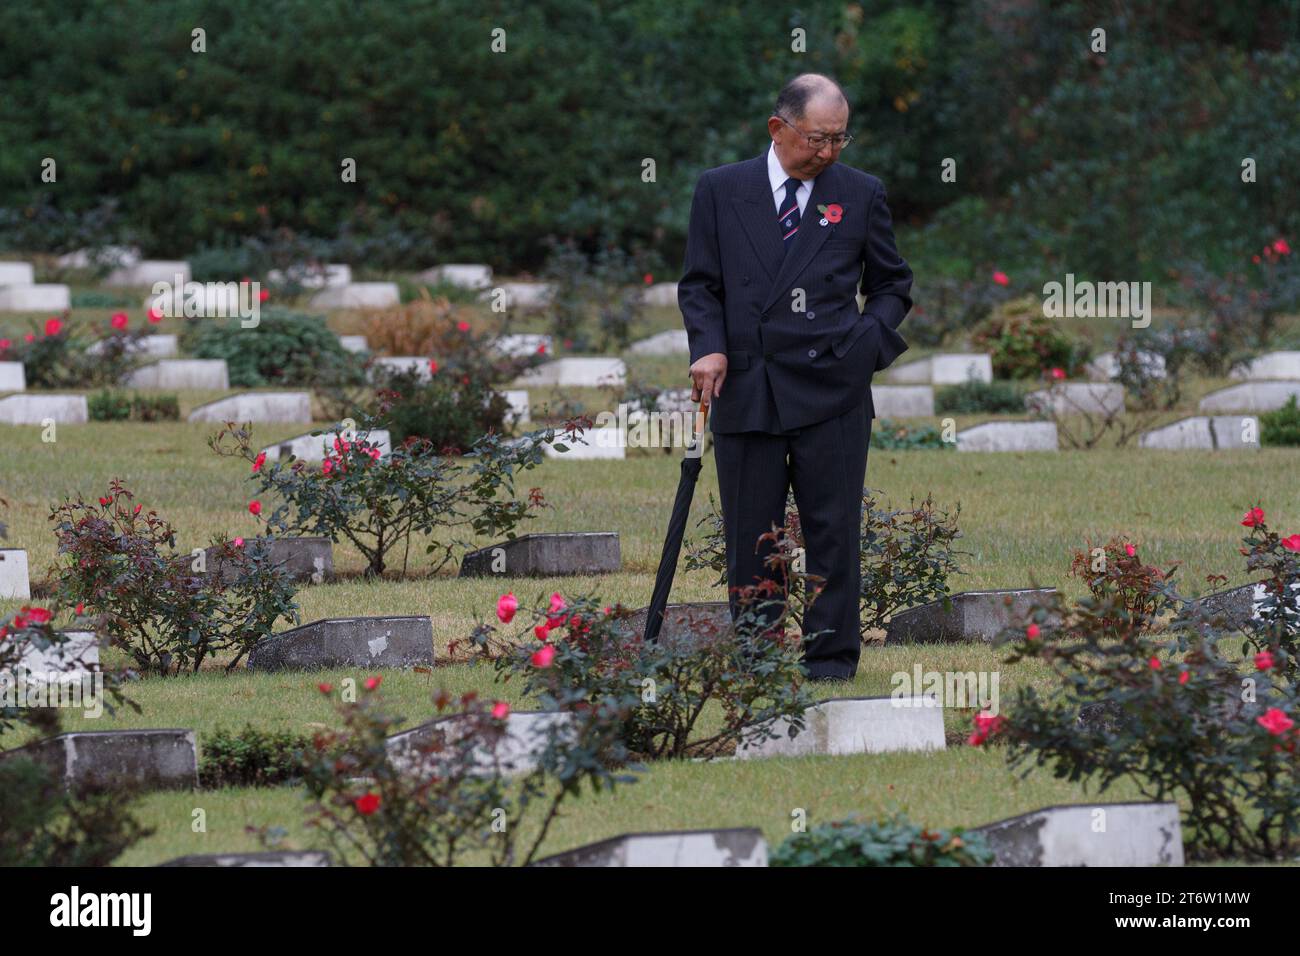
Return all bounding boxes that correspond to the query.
[775,114,853,150]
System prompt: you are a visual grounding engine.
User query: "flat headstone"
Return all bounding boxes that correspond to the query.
[533,828,768,867]
[0,262,36,285]
[338,335,369,353]
[870,384,935,418]
[310,282,401,309]
[1230,351,1300,380]
[7,630,99,680]
[122,359,230,390]
[418,264,492,289]
[368,356,433,382]
[1086,350,1167,381]
[188,391,312,423]
[387,710,576,778]
[86,334,178,358]
[267,263,352,289]
[0,394,88,425]
[459,532,621,577]
[143,281,257,316]
[160,851,332,867]
[492,333,552,358]
[0,362,25,391]
[627,387,695,414]
[887,353,992,385]
[0,730,198,793]
[1025,382,1125,416]
[619,602,733,642]
[1190,581,1299,630]
[518,357,626,388]
[1199,381,1300,413]
[54,245,141,271]
[734,696,946,760]
[1137,416,1260,450]
[542,424,626,459]
[0,284,70,311]
[203,536,335,584]
[972,802,1184,867]
[640,282,680,308]
[626,330,689,355]
[104,259,191,287]
[260,429,391,463]
[0,548,31,598]
[247,616,434,670]
[956,421,1058,452]
[885,588,1059,645]
[499,389,530,421]
[478,281,554,311]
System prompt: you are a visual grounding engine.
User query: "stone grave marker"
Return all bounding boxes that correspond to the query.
[887,353,992,385]
[260,429,391,463]
[160,851,332,867]
[972,802,1184,866]
[734,696,946,760]
[86,334,178,358]
[542,424,626,459]
[310,282,401,309]
[0,284,71,311]
[203,536,334,584]
[618,602,733,643]
[188,392,312,423]
[517,356,626,388]
[956,421,1058,452]
[7,630,100,680]
[0,394,88,425]
[337,334,369,353]
[885,588,1060,644]
[0,729,198,793]
[105,259,191,287]
[267,263,352,289]
[0,362,25,392]
[532,828,768,867]
[500,389,530,422]
[418,264,493,289]
[478,281,554,311]
[1085,350,1167,381]
[640,281,680,308]
[1138,416,1260,450]
[460,532,621,577]
[387,710,575,778]
[0,262,36,285]
[1230,351,1300,381]
[1025,382,1125,416]
[1199,381,1300,413]
[54,245,141,271]
[626,330,689,355]
[871,385,935,418]
[247,616,434,670]
[122,359,230,390]
[368,356,433,382]
[0,549,31,599]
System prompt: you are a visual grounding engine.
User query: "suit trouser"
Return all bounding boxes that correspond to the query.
[711,395,871,679]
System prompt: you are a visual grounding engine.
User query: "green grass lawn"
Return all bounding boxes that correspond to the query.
[2,297,1298,865]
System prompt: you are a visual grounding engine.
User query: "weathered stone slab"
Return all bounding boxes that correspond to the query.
[956,421,1058,452]
[418,263,493,289]
[260,429,391,463]
[0,730,198,793]
[387,710,575,778]
[619,602,733,642]
[0,548,31,599]
[518,357,626,388]
[337,334,369,353]
[368,356,433,382]
[542,424,626,459]
[491,333,552,358]
[0,262,36,285]
[626,330,689,355]
[160,851,332,867]
[203,536,335,584]
[54,245,141,271]
[640,282,681,308]
[0,394,88,425]
[887,353,992,385]
[1086,350,1167,381]
[972,802,1184,867]
[104,259,190,287]
[247,616,433,670]
[533,828,768,867]
[1199,381,1300,413]
[0,362,25,391]
[1230,351,1300,381]
[86,334,178,358]
[188,392,312,423]
[499,389,530,421]
[478,281,554,311]
[871,384,935,418]
[1025,382,1125,415]
[886,588,1059,645]
[460,532,621,577]
[267,263,352,289]
[1190,581,1300,630]
[626,387,695,415]
[735,696,946,760]
[310,282,401,309]
[1138,415,1260,450]
[121,359,230,390]
[7,630,99,679]
[0,284,71,310]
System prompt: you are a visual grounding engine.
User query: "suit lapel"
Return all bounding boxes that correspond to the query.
[730,152,785,284]
[761,164,843,315]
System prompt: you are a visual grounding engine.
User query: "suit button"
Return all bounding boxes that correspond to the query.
[743,275,751,285]
[807,310,816,319]
[825,274,833,282]
[808,348,817,358]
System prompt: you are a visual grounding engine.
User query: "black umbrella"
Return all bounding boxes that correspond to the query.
[643,401,710,643]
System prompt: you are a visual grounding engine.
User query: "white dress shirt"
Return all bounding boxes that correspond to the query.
[768,141,816,218]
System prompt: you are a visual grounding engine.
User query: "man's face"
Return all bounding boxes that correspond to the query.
[769,97,850,179]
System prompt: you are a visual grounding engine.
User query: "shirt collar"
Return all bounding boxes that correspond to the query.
[768,141,815,197]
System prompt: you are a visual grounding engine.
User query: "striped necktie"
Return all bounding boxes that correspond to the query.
[778,177,802,252]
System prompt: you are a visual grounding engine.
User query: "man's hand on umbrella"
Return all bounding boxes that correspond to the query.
[689,352,728,402]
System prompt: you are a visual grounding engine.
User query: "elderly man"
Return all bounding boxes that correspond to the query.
[678,73,913,681]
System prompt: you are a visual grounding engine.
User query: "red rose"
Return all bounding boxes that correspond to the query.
[530,644,556,668]
[354,793,381,815]
[45,317,62,336]
[1241,507,1265,528]
[252,452,266,472]
[147,307,163,323]
[111,312,128,330]
[992,271,1010,286]
[248,500,262,516]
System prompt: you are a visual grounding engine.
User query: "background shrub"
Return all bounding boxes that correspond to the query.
[771,811,995,867]
[185,307,362,390]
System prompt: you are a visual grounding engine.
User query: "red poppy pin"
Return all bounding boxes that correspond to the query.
[816,203,843,226]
